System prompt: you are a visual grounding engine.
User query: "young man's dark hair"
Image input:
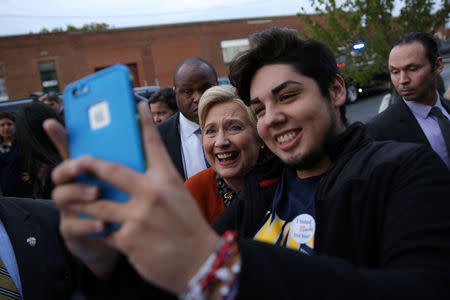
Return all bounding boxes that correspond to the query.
[148,87,178,112]
[392,32,440,70]
[229,27,347,125]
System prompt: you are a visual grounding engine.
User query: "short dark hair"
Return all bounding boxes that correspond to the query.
[392,32,440,69]
[173,57,218,86]
[148,87,178,111]
[229,27,346,125]
[0,111,16,122]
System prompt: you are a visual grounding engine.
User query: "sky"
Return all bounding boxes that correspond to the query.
[0,0,307,37]
[0,0,446,37]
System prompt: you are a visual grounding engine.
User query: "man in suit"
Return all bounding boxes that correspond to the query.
[157,57,218,180]
[148,87,178,125]
[367,32,449,168]
[39,92,64,118]
[0,197,79,299]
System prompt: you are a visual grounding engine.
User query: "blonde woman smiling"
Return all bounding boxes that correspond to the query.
[185,85,269,223]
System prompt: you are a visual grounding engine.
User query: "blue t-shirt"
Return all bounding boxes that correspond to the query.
[254,167,322,254]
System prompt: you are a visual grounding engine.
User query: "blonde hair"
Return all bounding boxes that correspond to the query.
[198,85,257,130]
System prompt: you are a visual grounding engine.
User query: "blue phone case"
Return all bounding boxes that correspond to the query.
[63,64,146,235]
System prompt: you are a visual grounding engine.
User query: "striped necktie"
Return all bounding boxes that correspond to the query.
[0,257,21,299]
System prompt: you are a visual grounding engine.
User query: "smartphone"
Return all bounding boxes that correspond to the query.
[63,64,146,235]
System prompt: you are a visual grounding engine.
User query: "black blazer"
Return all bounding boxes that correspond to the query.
[0,197,78,300]
[157,112,186,181]
[366,95,450,146]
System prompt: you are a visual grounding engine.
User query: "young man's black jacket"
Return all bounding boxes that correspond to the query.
[213,122,450,299]
[83,122,450,299]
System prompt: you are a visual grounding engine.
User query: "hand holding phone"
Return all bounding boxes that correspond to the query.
[63,64,146,235]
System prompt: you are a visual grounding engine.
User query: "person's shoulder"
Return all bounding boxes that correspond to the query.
[243,156,284,188]
[367,100,402,126]
[324,138,447,198]
[185,168,216,189]
[351,138,446,176]
[441,96,450,111]
[156,112,179,132]
[365,100,405,139]
[156,113,180,145]
[1,197,57,214]
[364,138,425,157]
[0,197,59,228]
[252,155,284,172]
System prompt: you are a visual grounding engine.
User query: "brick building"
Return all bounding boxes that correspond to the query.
[0,15,305,100]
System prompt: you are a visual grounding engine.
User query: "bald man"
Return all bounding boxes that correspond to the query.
[157,57,218,180]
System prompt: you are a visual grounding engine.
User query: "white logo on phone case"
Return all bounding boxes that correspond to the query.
[89,101,111,130]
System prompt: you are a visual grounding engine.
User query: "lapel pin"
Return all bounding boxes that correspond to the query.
[26,237,36,247]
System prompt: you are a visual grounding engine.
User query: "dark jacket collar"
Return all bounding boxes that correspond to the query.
[326,122,371,163]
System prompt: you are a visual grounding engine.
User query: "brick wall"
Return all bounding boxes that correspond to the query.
[0,16,305,99]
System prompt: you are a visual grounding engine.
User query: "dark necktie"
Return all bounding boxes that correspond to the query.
[194,128,210,168]
[0,257,21,299]
[429,107,450,154]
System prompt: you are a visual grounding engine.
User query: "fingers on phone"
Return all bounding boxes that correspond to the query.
[52,159,87,185]
[52,183,99,206]
[75,156,146,195]
[70,200,127,225]
[60,217,105,237]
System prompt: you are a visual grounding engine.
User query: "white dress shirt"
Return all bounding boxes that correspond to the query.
[178,113,208,179]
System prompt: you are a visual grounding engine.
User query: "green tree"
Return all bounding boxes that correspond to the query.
[298,0,449,88]
[38,23,110,34]
[71,22,110,32]
[51,27,64,33]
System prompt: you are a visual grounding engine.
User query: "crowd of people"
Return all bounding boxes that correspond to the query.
[0,27,449,299]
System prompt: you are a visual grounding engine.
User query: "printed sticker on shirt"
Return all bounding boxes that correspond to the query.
[290,214,315,244]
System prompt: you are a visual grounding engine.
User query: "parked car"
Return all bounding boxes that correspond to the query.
[337,43,390,104]
[439,38,450,56]
[0,96,37,113]
[342,73,390,104]
[218,77,231,85]
[133,86,160,101]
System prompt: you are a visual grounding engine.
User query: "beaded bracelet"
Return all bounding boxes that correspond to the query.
[181,231,241,300]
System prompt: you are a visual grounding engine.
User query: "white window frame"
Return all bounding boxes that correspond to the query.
[221,39,250,64]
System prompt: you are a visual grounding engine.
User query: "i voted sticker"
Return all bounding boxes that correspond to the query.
[290,214,315,244]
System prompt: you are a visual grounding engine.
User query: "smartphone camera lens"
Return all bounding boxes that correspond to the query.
[72,88,78,96]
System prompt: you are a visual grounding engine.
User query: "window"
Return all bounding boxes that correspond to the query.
[0,65,8,101]
[38,60,60,93]
[221,39,250,64]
